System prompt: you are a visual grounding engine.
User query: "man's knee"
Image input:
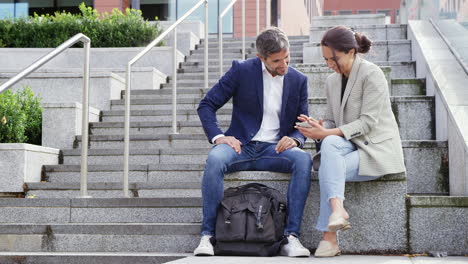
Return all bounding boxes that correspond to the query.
[286,148,312,171]
[205,144,236,169]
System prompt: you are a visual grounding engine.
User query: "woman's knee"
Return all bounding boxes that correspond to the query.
[320,135,346,154]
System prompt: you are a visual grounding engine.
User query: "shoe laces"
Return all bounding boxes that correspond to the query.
[288,235,306,249]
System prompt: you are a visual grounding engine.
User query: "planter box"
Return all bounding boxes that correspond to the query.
[0,144,59,193]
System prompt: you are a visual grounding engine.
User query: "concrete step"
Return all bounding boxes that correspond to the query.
[53,141,447,196]
[309,24,407,42]
[123,78,424,102]
[25,182,202,198]
[303,40,412,64]
[183,56,304,65]
[408,196,468,255]
[311,14,387,27]
[176,61,416,79]
[190,45,306,56]
[0,198,203,224]
[0,252,188,264]
[104,96,434,140]
[174,63,417,84]
[17,173,408,253]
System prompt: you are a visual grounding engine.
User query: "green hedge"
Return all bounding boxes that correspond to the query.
[0,87,42,145]
[0,3,163,48]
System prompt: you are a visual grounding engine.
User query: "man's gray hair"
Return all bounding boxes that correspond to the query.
[256,27,290,58]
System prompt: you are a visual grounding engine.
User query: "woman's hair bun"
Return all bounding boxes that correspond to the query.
[355,32,372,54]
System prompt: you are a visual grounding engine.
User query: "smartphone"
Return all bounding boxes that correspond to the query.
[295,121,313,128]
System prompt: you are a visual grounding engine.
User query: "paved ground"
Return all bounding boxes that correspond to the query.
[167,255,468,264]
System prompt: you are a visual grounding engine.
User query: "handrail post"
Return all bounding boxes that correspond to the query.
[80,38,92,198]
[256,0,260,35]
[204,0,209,88]
[123,63,131,198]
[219,14,223,77]
[172,27,178,134]
[242,0,245,60]
[123,0,207,195]
[0,33,92,199]
[266,0,271,28]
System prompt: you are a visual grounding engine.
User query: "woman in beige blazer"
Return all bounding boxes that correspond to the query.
[296,26,406,257]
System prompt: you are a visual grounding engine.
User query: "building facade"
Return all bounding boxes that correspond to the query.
[0,0,317,36]
[323,0,401,23]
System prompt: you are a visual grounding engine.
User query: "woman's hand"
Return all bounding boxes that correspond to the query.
[295,115,328,140]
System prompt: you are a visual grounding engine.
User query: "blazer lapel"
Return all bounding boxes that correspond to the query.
[339,56,363,125]
[280,71,290,121]
[254,58,264,110]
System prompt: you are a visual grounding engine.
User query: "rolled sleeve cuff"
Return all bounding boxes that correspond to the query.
[211,134,225,144]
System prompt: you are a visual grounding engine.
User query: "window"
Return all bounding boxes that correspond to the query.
[338,10,352,15]
[323,10,332,16]
[140,0,233,34]
[1,0,92,19]
[357,10,372,14]
[377,9,391,16]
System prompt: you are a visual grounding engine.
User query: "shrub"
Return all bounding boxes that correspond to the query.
[0,87,42,145]
[0,3,163,48]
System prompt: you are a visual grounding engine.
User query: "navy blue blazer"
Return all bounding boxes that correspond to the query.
[197,57,309,147]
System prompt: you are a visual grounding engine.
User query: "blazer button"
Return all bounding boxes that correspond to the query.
[250,133,254,137]
[364,141,369,145]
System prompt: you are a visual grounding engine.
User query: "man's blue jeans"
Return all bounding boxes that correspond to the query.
[200,141,312,237]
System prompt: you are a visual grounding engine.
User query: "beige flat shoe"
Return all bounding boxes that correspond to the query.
[314,240,341,257]
[327,212,351,232]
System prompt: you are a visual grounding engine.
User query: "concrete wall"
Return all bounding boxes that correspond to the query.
[233,0,267,38]
[409,20,468,196]
[42,103,101,150]
[279,0,310,36]
[0,48,184,77]
[94,0,130,13]
[0,144,59,193]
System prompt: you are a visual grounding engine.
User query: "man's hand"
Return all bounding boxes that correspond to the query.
[275,136,298,154]
[214,136,242,154]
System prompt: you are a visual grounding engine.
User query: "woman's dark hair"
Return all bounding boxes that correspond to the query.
[321,25,372,54]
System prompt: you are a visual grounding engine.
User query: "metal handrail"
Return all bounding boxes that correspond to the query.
[218,0,260,76]
[123,0,209,197]
[0,33,91,198]
[218,0,242,77]
[429,19,468,76]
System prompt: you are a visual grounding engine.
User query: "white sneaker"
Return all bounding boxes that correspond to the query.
[193,235,214,256]
[280,235,311,257]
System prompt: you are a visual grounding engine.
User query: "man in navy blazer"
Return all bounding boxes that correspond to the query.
[194,28,312,257]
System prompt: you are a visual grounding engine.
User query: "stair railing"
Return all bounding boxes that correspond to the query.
[218,0,242,76]
[123,0,209,198]
[0,33,92,198]
[430,19,468,76]
[219,0,260,76]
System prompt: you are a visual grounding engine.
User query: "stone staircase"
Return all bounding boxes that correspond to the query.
[1,17,466,262]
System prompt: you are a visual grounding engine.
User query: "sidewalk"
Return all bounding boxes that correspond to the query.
[167,255,468,264]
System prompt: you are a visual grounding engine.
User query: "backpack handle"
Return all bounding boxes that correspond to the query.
[237,183,269,195]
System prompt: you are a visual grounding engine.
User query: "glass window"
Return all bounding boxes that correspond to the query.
[323,10,332,16]
[357,10,372,14]
[377,9,391,16]
[140,0,233,34]
[0,0,93,18]
[338,10,352,15]
[0,0,28,19]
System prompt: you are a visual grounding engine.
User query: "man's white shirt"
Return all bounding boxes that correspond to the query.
[211,61,284,143]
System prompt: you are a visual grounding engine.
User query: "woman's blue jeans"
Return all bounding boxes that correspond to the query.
[316,135,380,231]
[200,141,312,237]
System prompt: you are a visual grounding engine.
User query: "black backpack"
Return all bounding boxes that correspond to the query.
[212,183,288,256]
